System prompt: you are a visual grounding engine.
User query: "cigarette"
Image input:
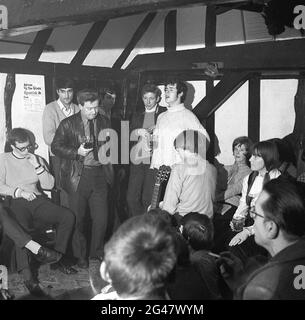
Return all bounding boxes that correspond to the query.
[208,252,221,258]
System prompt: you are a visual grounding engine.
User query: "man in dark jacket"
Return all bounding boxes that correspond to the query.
[51,88,113,268]
[219,179,305,299]
[126,84,167,216]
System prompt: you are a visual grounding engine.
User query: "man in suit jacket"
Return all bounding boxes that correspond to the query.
[51,89,113,268]
[127,84,167,216]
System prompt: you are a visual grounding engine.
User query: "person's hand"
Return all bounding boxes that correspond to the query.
[217,251,245,291]
[229,229,250,246]
[26,153,40,168]
[21,190,36,201]
[78,143,93,157]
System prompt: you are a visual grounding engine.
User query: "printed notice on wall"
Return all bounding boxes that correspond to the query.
[23,82,44,112]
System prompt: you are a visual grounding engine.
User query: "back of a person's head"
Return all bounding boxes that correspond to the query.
[147,208,179,229]
[262,179,305,239]
[103,215,177,299]
[174,130,209,159]
[181,212,214,251]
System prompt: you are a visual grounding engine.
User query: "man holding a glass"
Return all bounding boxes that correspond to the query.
[51,89,113,269]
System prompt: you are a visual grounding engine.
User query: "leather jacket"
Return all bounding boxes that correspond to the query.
[51,112,114,193]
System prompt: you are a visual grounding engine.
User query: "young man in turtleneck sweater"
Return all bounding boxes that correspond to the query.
[144,78,210,212]
[127,84,167,217]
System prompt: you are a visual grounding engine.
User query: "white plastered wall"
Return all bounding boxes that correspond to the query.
[0,6,301,164]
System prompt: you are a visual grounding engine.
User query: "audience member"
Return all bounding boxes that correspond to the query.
[229,140,281,248]
[218,179,305,299]
[161,130,216,218]
[215,136,252,214]
[92,214,177,300]
[0,128,76,295]
[181,212,221,299]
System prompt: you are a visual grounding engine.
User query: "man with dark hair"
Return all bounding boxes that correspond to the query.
[98,87,117,121]
[0,128,76,295]
[146,78,209,212]
[127,83,166,216]
[51,89,113,269]
[219,179,305,299]
[42,77,79,206]
[93,214,177,300]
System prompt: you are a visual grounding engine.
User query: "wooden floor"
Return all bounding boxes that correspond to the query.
[8,259,107,300]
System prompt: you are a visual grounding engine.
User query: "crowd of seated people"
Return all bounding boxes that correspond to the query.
[2,77,305,301]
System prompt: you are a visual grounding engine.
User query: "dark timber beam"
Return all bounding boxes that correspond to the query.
[248,77,261,143]
[0,58,126,80]
[113,12,157,69]
[0,0,249,37]
[71,20,108,66]
[164,10,177,52]
[204,5,216,162]
[25,29,53,62]
[193,71,250,121]
[127,39,305,72]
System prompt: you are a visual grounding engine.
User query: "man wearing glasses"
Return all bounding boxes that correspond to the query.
[52,89,113,269]
[0,128,76,295]
[219,179,305,299]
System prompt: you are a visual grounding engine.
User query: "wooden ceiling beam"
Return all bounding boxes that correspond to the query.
[192,71,251,120]
[112,12,157,69]
[25,29,53,62]
[127,39,305,72]
[164,10,177,52]
[0,58,126,80]
[71,20,108,66]
[0,0,250,37]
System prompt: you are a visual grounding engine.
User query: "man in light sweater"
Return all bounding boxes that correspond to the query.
[42,77,79,206]
[144,78,210,211]
[0,128,76,296]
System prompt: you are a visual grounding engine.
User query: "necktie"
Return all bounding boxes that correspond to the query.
[89,120,98,161]
[263,172,270,186]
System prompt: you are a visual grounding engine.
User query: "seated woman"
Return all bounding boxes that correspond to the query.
[215,136,252,215]
[228,140,281,255]
[0,128,76,296]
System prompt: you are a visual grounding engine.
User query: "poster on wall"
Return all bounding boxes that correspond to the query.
[23,82,44,112]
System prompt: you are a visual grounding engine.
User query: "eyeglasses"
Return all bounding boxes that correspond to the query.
[14,143,38,152]
[14,144,31,152]
[249,208,265,220]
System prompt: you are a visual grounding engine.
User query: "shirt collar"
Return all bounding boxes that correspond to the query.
[57,99,73,114]
[145,104,158,113]
[167,103,186,112]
